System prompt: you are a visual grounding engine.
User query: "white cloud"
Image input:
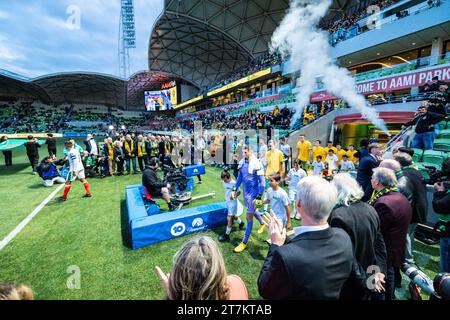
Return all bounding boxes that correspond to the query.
[0,0,163,78]
[0,10,8,19]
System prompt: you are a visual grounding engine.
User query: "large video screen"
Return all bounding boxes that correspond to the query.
[145,87,177,111]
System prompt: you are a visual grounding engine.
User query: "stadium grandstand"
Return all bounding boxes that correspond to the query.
[0,0,449,304]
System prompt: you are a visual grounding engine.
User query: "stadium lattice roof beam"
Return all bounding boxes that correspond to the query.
[149,0,292,88]
[32,73,127,107]
[0,70,192,110]
[0,74,52,103]
[149,0,356,88]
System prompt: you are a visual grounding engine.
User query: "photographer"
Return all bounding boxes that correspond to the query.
[94,156,107,178]
[143,158,178,212]
[36,156,65,187]
[402,103,446,150]
[82,151,96,178]
[432,158,450,273]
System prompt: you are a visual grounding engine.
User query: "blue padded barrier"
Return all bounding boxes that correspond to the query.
[126,184,228,249]
[125,185,149,224]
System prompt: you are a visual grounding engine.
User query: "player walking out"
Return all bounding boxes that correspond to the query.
[55,141,92,201]
[232,146,266,253]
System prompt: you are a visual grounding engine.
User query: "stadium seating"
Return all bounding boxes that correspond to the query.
[438,129,450,139]
[421,150,447,169]
[438,121,448,130]
[411,148,424,163]
[433,139,450,152]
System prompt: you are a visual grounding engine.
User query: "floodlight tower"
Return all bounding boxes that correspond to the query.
[118,0,136,79]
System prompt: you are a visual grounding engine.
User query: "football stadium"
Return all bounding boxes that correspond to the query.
[0,0,450,303]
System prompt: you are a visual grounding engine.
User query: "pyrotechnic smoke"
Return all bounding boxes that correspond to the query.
[271,0,390,135]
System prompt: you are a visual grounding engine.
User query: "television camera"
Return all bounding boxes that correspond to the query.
[402,263,450,300]
[163,164,215,209]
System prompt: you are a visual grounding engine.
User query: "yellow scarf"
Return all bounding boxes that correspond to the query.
[150,141,159,156]
[124,140,135,155]
[106,143,114,158]
[137,141,146,157]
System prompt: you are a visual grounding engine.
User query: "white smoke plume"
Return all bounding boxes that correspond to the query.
[271,0,390,135]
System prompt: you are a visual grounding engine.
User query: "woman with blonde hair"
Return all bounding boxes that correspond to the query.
[0,284,34,300]
[155,235,248,300]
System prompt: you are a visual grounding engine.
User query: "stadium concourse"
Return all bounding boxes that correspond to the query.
[0,0,450,302]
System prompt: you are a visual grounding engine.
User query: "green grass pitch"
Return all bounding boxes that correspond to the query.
[0,138,441,300]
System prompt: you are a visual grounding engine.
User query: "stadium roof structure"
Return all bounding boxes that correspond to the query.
[0,72,52,103]
[32,72,128,106]
[148,0,355,88]
[149,0,291,88]
[126,71,186,108]
[0,70,189,109]
[0,0,356,107]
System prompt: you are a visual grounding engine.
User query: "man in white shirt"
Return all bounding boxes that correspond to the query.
[55,141,92,201]
[84,134,98,156]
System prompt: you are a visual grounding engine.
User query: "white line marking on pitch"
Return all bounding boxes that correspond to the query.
[0,184,64,251]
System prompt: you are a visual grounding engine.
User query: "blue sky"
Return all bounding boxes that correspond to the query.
[0,0,163,79]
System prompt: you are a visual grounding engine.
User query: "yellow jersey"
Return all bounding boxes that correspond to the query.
[312,146,326,162]
[336,149,346,161]
[265,149,284,177]
[346,150,358,163]
[296,140,312,162]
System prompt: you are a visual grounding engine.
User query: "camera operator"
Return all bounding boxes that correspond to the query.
[94,155,107,178]
[432,158,450,272]
[36,156,66,187]
[143,158,178,212]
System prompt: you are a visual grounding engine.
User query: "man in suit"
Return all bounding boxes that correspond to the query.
[83,134,99,157]
[257,176,353,300]
[357,143,382,201]
[370,167,412,300]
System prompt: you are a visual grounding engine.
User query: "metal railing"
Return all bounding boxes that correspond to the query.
[329,0,444,46]
[314,52,450,91]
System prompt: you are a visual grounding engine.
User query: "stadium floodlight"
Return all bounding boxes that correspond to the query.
[118,0,136,79]
[109,125,114,130]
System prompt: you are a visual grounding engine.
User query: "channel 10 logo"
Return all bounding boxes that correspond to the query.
[171,222,186,236]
